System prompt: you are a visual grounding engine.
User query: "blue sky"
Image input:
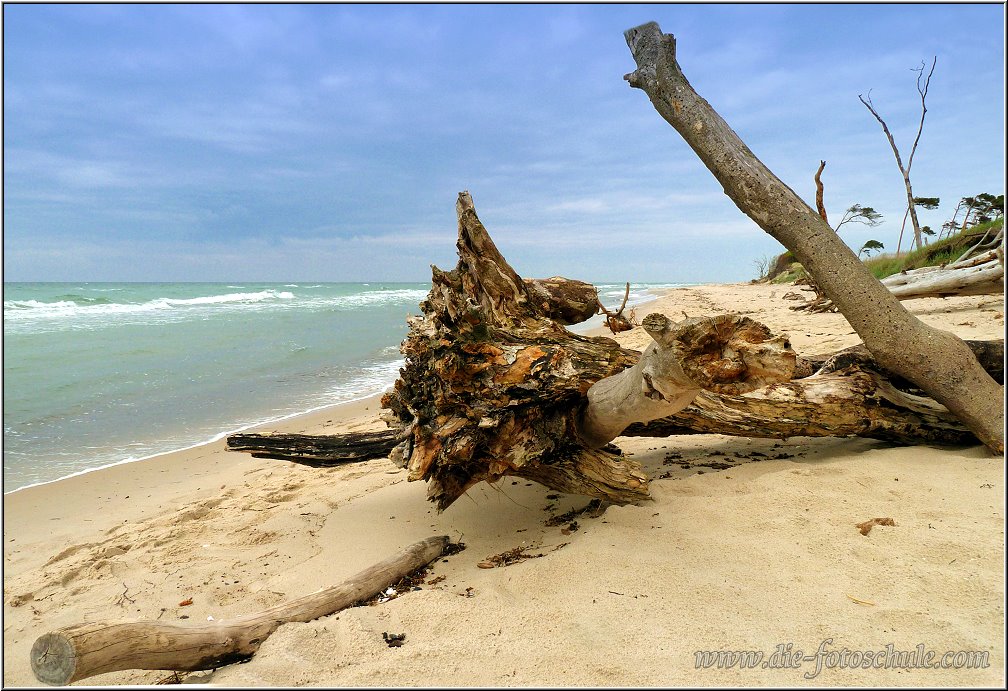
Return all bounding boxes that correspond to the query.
[3,3,1004,283]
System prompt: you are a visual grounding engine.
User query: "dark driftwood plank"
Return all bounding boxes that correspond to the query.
[225,430,400,466]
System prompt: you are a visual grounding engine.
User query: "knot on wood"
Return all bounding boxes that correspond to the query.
[670,315,795,395]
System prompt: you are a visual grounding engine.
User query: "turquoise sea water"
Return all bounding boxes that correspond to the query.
[2,281,683,492]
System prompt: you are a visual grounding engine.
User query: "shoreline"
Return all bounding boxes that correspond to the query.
[4,281,1003,687]
[2,388,394,497]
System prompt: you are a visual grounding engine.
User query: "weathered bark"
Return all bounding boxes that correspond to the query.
[579,312,793,447]
[623,23,1003,453]
[380,191,796,510]
[814,160,828,224]
[523,276,599,325]
[795,339,1003,385]
[625,372,973,445]
[226,430,401,466]
[30,536,449,685]
[626,340,1002,444]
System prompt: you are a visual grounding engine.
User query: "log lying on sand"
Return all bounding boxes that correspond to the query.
[880,245,1004,300]
[624,373,973,444]
[226,430,402,466]
[226,340,1001,466]
[624,340,1003,444]
[30,536,449,686]
[377,191,796,510]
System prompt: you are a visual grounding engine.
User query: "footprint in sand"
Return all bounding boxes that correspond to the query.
[7,591,34,608]
[175,496,226,522]
[232,530,279,546]
[43,542,95,566]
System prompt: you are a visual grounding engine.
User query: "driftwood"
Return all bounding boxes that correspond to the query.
[795,340,1004,385]
[794,230,1004,310]
[377,191,796,510]
[624,22,1003,453]
[222,199,1001,510]
[30,536,449,685]
[524,276,599,325]
[789,276,838,314]
[596,282,634,333]
[626,373,971,445]
[628,339,1003,444]
[226,340,1002,467]
[578,312,792,448]
[880,236,1004,300]
[226,430,402,466]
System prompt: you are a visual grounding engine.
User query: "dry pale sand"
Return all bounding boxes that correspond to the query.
[3,282,1005,687]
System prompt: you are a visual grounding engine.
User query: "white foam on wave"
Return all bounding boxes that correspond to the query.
[3,290,296,322]
[160,290,295,306]
[322,289,428,309]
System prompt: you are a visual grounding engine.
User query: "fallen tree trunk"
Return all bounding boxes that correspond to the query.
[793,238,1003,310]
[225,340,1002,465]
[623,22,1004,453]
[624,372,975,444]
[880,246,1004,300]
[955,225,1004,265]
[579,312,792,447]
[626,337,1004,445]
[30,536,449,685]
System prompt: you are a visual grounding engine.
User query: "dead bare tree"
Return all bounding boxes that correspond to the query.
[623,23,1002,453]
[858,57,937,253]
[596,282,634,333]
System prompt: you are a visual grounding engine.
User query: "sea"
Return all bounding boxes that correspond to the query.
[2,281,684,492]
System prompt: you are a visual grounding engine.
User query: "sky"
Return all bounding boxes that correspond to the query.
[2,2,1005,283]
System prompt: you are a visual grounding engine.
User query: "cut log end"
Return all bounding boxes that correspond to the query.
[31,633,76,686]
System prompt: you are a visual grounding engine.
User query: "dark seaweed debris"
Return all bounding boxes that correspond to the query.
[545,498,604,526]
[383,632,406,648]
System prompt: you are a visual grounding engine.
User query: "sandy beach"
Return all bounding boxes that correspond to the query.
[3,282,1004,686]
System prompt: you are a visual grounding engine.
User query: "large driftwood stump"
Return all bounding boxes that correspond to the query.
[379,192,795,510]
